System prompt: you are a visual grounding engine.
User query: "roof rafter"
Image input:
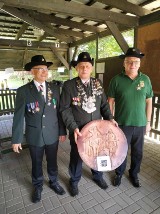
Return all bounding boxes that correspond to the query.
[28,11,101,33]
[1,0,139,27]
[1,5,74,43]
[97,0,151,16]
[15,22,29,40]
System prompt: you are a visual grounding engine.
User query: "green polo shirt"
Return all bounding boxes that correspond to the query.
[108,71,153,126]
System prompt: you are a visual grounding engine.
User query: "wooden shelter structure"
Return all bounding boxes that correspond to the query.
[0,0,160,142]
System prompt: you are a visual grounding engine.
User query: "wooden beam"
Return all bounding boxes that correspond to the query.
[105,21,129,53]
[50,46,69,70]
[1,5,73,43]
[0,2,4,8]
[139,10,160,25]
[97,0,151,16]
[1,0,138,27]
[49,25,85,38]
[15,22,29,40]
[29,11,101,33]
[37,32,48,42]
[70,25,128,47]
[0,38,68,49]
[72,46,78,61]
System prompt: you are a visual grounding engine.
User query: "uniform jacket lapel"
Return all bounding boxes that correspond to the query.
[29,80,45,104]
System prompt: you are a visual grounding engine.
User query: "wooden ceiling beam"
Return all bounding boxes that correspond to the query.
[97,0,151,16]
[70,25,128,47]
[1,5,74,43]
[139,10,160,25]
[105,21,129,53]
[29,11,101,33]
[1,0,138,27]
[50,46,69,70]
[15,22,29,40]
[0,38,68,49]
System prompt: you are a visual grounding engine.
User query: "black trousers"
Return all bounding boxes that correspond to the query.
[69,135,103,186]
[115,126,145,178]
[29,141,59,189]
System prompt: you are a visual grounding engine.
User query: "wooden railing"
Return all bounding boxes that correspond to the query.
[0,89,17,116]
[148,92,160,142]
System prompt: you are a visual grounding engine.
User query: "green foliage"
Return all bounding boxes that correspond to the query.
[76,29,134,59]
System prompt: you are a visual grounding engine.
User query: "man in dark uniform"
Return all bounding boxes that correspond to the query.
[60,52,117,196]
[12,55,67,203]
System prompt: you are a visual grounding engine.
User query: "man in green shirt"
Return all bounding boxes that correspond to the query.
[108,48,153,188]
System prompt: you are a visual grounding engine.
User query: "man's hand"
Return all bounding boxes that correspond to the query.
[110,119,118,127]
[59,135,66,142]
[146,123,151,134]
[74,128,82,144]
[12,144,22,153]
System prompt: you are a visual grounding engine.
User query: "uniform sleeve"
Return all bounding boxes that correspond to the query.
[12,87,25,144]
[60,82,78,133]
[54,84,67,136]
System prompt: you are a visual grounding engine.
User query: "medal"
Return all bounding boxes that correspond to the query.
[30,102,35,113]
[27,103,31,112]
[52,98,56,109]
[82,96,96,113]
[76,78,103,113]
[35,101,40,112]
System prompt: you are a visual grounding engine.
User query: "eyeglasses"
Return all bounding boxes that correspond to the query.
[32,67,48,72]
[124,60,140,66]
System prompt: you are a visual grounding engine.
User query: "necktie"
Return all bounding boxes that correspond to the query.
[84,81,89,88]
[39,84,45,101]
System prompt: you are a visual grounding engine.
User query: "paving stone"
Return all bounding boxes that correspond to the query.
[0,202,6,214]
[49,195,61,208]
[136,199,154,213]
[101,198,116,210]
[25,202,44,213]
[42,198,54,212]
[70,200,85,213]
[4,189,13,201]
[113,195,129,209]
[147,190,160,201]
[79,185,90,196]
[106,203,122,214]
[63,202,77,213]
[133,208,148,214]
[151,207,160,214]
[142,196,159,210]
[91,191,106,203]
[85,207,97,214]
[78,194,93,204]
[13,208,26,214]
[82,198,98,210]
[60,195,75,205]
[118,192,134,205]
[47,206,65,214]
[124,203,141,214]
[93,204,106,214]
[6,202,24,213]
[117,210,128,214]
[130,191,145,202]
[5,196,23,208]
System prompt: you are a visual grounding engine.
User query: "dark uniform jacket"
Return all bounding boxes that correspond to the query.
[12,80,66,146]
[60,77,113,135]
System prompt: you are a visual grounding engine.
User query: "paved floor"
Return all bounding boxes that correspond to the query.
[0,115,160,214]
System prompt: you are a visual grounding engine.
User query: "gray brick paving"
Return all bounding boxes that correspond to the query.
[1,116,160,213]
